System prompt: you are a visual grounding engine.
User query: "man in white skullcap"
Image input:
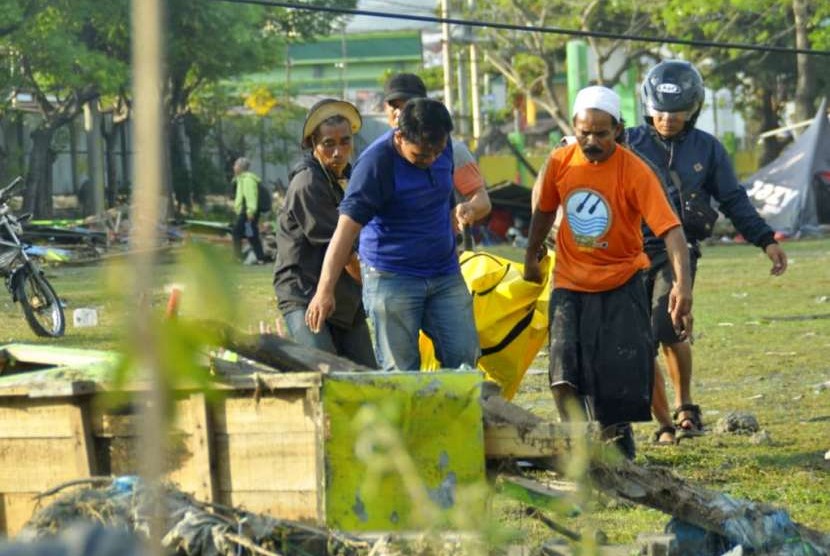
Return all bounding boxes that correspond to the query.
[523,85,693,459]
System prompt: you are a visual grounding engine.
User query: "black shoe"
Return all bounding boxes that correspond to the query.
[615,423,636,460]
[602,422,636,460]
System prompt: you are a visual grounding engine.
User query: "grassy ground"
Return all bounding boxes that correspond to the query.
[1,239,828,545]
[498,238,830,544]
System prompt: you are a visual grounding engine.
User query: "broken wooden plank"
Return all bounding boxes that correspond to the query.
[485,422,568,459]
[481,392,571,459]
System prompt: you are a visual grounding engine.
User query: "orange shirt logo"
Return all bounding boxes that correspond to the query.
[564,189,611,249]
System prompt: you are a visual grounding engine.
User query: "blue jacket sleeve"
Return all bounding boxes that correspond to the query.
[706,141,775,247]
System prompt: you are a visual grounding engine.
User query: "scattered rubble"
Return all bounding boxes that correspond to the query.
[18,207,276,266]
[749,430,772,446]
[713,412,760,435]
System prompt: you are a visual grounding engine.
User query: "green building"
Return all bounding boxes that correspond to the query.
[274,30,423,101]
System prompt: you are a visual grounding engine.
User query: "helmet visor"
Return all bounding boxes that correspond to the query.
[646,101,699,121]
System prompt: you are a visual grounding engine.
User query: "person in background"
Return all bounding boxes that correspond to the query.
[382,73,491,230]
[524,86,693,459]
[231,157,266,265]
[627,60,787,444]
[273,99,376,367]
[306,98,479,371]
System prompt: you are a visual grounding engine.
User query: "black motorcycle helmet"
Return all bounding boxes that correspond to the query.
[641,60,705,130]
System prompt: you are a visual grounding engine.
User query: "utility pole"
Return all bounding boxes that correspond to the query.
[130,0,166,553]
[457,50,469,138]
[440,0,454,116]
[339,22,348,100]
[468,0,481,146]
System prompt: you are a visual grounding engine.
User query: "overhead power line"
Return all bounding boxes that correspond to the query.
[219,0,830,57]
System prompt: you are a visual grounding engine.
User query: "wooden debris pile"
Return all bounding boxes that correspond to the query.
[20,478,369,556]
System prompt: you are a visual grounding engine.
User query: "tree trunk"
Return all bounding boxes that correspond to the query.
[478,396,830,554]
[792,0,815,123]
[203,320,373,374]
[24,126,57,218]
[589,457,829,553]
[160,120,175,219]
[183,112,207,204]
[216,117,230,180]
[102,121,119,208]
[119,122,130,200]
[169,119,191,214]
[757,89,784,167]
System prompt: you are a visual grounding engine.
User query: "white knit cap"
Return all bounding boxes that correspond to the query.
[572,86,621,121]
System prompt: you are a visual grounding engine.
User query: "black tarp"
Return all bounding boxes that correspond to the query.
[744,98,830,235]
[487,181,532,222]
[481,181,533,243]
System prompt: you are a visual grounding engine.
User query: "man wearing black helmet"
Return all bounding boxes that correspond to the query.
[627,60,788,444]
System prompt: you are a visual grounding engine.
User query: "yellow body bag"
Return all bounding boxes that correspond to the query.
[419,250,553,399]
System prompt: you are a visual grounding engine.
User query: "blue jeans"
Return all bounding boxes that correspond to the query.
[283,309,377,368]
[361,265,479,371]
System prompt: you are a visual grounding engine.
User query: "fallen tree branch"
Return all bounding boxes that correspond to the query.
[33,477,114,500]
[483,395,829,553]
[588,456,829,553]
[200,320,374,374]
[224,532,284,556]
[524,507,581,541]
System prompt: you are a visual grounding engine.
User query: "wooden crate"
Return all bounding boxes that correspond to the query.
[0,344,325,536]
[0,344,550,536]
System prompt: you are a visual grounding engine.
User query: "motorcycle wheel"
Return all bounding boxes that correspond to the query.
[15,265,65,337]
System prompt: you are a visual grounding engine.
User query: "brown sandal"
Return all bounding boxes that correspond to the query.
[674,404,705,437]
[652,424,677,446]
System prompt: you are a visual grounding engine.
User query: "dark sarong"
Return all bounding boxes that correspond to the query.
[548,272,654,425]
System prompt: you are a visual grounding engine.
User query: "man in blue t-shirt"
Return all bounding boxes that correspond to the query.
[305,98,480,371]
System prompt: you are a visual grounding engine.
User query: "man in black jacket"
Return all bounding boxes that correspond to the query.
[273,99,376,367]
[628,61,787,443]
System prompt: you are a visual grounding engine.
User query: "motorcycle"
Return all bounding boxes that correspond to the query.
[0,177,65,337]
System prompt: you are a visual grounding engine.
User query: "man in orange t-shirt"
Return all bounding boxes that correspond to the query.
[523,86,693,459]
